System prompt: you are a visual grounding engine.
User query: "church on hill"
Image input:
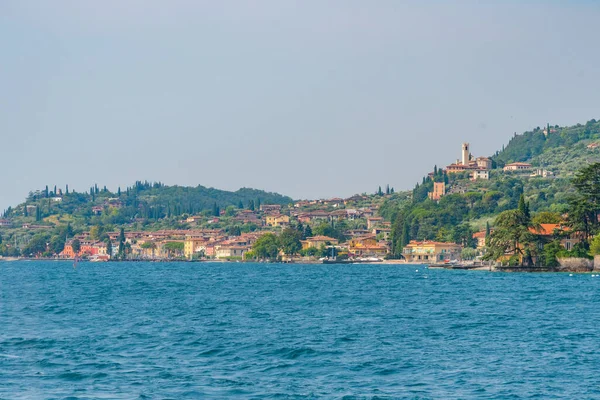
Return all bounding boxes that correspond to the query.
[445,143,491,180]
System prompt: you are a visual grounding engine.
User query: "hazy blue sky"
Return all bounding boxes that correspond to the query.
[2,1,600,210]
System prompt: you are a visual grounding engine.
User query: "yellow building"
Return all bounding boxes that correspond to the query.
[348,235,388,256]
[184,237,208,258]
[265,214,290,227]
[402,241,462,263]
[301,235,338,250]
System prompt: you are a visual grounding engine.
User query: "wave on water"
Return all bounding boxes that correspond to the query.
[1,261,600,398]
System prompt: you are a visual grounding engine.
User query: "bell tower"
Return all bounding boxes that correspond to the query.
[462,143,470,166]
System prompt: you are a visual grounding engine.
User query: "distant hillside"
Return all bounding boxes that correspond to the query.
[493,119,600,169]
[382,118,600,255]
[2,181,293,230]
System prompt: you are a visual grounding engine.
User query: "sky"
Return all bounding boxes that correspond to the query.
[2,1,600,210]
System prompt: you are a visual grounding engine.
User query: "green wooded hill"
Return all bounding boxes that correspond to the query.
[2,181,292,230]
[493,119,600,175]
[384,118,600,256]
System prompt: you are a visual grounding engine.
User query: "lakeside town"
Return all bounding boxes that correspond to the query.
[3,119,600,270]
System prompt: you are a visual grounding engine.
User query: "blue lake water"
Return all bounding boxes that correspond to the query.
[1,261,599,399]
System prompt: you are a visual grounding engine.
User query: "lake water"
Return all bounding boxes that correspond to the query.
[1,261,599,399]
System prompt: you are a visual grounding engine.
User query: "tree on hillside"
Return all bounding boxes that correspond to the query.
[484,208,536,266]
[532,211,563,225]
[251,233,279,260]
[164,241,184,258]
[118,228,126,259]
[304,224,313,239]
[279,227,302,256]
[106,239,113,259]
[22,233,50,256]
[567,163,600,240]
[72,238,81,255]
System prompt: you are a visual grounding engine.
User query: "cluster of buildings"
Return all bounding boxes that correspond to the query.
[427,143,551,201]
[56,197,394,261]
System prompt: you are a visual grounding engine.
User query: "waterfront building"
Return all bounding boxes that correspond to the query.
[348,235,388,257]
[301,235,338,250]
[402,241,463,263]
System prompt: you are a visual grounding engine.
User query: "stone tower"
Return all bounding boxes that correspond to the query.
[461,143,470,166]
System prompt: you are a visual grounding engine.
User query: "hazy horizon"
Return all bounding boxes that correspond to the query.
[2,1,600,210]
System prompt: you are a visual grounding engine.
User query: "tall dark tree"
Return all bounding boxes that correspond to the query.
[567,163,600,239]
[118,228,126,259]
[484,208,536,266]
[304,224,313,239]
[105,239,112,259]
[71,238,81,255]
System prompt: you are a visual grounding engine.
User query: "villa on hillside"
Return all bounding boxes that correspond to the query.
[503,162,532,171]
[265,214,290,227]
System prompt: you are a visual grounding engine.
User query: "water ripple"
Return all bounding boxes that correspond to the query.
[1,261,600,398]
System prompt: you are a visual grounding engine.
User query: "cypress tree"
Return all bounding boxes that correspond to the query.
[118,228,126,259]
[304,224,313,239]
[401,221,410,248]
[106,239,112,259]
[66,184,69,194]
[238,200,243,209]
